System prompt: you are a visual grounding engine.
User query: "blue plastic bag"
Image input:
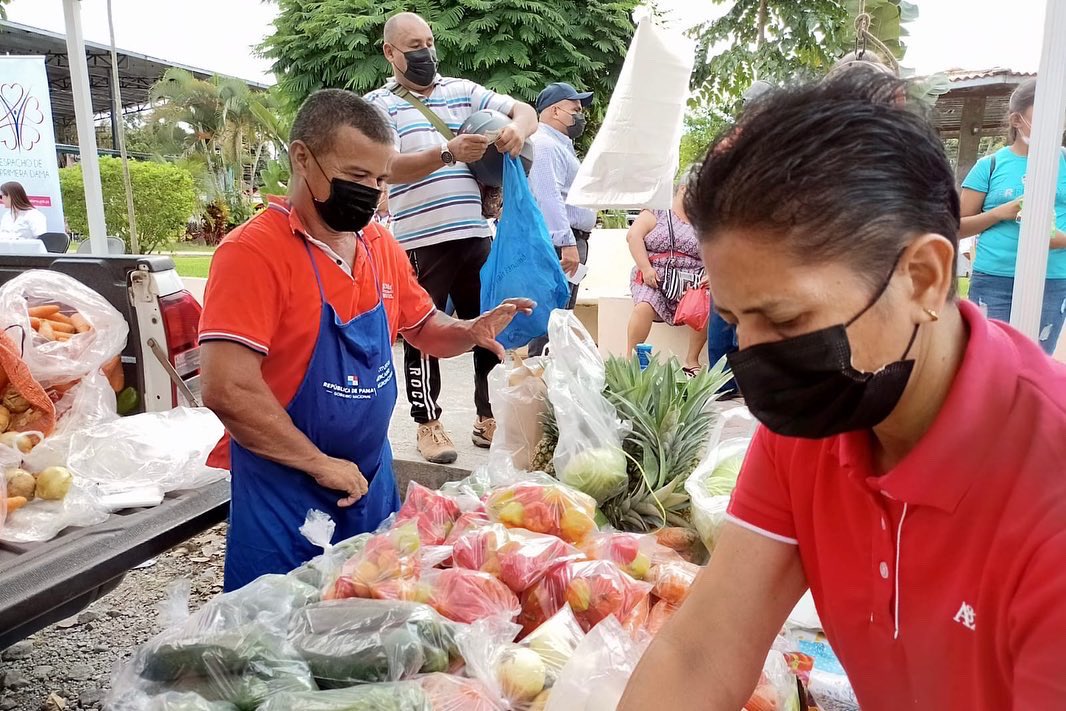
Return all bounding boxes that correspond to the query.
[480,154,571,350]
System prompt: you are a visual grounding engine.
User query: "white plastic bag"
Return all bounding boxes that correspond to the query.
[488,354,548,472]
[544,615,649,711]
[545,311,627,504]
[67,407,227,498]
[685,407,758,552]
[0,270,128,386]
[0,478,108,543]
[24,371,117,472]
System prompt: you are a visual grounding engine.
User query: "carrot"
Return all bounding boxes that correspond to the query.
[30,317,41,330]
[42,320,75,334]
[70,313,91,333]
[103,355,124,392]
[38,321,56,341]
[5,496,27,513]
[48,312,74,326]
[28,305,60,318]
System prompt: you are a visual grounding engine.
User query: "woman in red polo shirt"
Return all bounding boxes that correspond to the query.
[199,90,531,592]
[620,74,1066,709]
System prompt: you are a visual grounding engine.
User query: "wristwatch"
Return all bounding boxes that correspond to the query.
[440,144,456,166]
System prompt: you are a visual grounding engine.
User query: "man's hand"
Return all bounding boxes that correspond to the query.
[641,266,659,288]
[993,196,1024,223]
[495,123,525,158]
[560,245,581,276]
[470,298,537,359]
[309,456,369,507]
[447,134,490,163]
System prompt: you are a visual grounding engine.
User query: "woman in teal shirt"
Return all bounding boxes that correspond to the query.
[960,78,1066,355]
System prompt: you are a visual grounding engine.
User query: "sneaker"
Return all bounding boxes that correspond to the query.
[472,417,496,449]
[417,420,458,464]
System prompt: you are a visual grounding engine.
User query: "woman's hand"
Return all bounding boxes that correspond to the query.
[992,196,1024,222]
[641,266,659,288]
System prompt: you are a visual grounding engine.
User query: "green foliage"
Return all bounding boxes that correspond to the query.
[689,0,917,110]
[679,108,729,171]
[261,0,641,146]
[59,157,198,254]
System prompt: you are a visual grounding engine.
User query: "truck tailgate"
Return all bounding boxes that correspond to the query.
[0,480,229,649]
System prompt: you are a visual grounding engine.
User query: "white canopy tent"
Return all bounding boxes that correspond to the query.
[1009,3,1066,342]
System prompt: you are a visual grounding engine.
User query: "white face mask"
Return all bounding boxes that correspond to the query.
[1019,116,1032,145]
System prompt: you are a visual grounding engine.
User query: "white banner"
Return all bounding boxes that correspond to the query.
[566,13,695,211]
[0,56,65,233]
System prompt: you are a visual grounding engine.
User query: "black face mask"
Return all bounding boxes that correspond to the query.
[305,149,380,234]
[726,255,920,439]
[564,110,586,139]
[400,47,438,87]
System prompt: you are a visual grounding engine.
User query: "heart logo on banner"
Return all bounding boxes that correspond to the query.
[0,83,47,152]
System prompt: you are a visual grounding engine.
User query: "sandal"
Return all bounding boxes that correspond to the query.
[683,366,701,379]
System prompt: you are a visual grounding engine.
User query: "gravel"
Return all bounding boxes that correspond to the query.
[0,524,226,711]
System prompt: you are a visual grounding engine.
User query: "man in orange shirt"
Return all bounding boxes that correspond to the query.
[199,89,532,591]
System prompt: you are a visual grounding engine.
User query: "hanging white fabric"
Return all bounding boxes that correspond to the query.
[565,9,696,211]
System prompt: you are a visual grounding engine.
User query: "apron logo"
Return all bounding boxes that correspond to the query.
[347,375,360,387]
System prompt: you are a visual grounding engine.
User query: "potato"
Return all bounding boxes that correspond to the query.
[7,410,37,434]
[35,467,72,501]
[0,431,40,453]
[2,386,30,414]
[0,405,10,433]
[4,468,35,500]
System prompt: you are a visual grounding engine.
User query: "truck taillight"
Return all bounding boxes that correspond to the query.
[159,291,203,406]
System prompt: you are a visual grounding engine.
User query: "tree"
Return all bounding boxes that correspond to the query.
[679,108,729,172]
[260,0,641,146]
[59,157,198,254]
[689,0,917,110]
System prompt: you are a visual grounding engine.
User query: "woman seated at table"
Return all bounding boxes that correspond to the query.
[626,167,708,374]
[0,182,47,241]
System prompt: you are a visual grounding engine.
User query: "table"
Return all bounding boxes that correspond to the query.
[0,239,48,255]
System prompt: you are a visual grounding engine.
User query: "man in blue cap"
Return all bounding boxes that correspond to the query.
[526,82,597,356]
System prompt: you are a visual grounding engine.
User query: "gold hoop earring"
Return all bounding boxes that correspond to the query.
[924,307,939,322]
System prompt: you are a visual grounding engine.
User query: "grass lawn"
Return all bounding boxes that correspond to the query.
[165,241,218,253]
[958,276,970,299]
[173,255,213,278]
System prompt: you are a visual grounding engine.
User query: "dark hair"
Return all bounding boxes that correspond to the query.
[686,72,959,295]
[0,181,33,212]
[1007,78,1037,144]
[289,89,394,154]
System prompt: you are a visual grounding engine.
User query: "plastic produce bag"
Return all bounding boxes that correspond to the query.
[108,576,317,710]
[745,650,803,711]
[324,522,427,601]
[647,559,701,606]
[544,616,650,711]
[0,270,128,387]
[485,480,598,544]
[395,481,463,545]
[24,371,116,472]
[480,155,571,350]
[578,531,681,581]
[420,673,506,711]
[519,559,652,637]
[67,407,226,498]
[424,567,521,624]
[0,478,108,543]
[458,618,553,709]
[452,523,584,594]
[521,605,586,678]
[258,682,432,711]
[106,689,239,711]
[686,406,758,554]
[488,354,549,472]
[289,598,461,687]
[545,312,627,504]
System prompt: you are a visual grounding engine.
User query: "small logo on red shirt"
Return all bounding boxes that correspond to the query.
[381,282,394,300]
[953,601,976,631]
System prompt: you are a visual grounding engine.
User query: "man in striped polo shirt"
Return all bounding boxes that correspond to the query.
[366,12,537,464]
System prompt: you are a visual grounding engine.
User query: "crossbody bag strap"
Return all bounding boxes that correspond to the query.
[391,85,456,140]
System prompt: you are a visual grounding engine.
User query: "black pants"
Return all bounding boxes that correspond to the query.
[403,237,498,424]
[527,230,589,357]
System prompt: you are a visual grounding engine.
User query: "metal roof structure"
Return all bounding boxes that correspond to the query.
[0,19,269,140]
[932,67,1036,139]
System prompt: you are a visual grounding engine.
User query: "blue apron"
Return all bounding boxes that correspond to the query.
[224,213,401,591]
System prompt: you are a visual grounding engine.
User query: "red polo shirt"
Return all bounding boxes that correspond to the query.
[199,199,436,469]
[728,300,1066,710]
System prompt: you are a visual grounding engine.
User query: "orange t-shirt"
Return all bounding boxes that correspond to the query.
[199,199,435,468]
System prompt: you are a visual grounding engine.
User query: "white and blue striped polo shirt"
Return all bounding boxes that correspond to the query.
[365,76,516,251]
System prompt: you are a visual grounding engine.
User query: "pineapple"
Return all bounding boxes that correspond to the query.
[529,402,558,475]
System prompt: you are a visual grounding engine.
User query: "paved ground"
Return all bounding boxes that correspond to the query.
[387,345,490,471]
